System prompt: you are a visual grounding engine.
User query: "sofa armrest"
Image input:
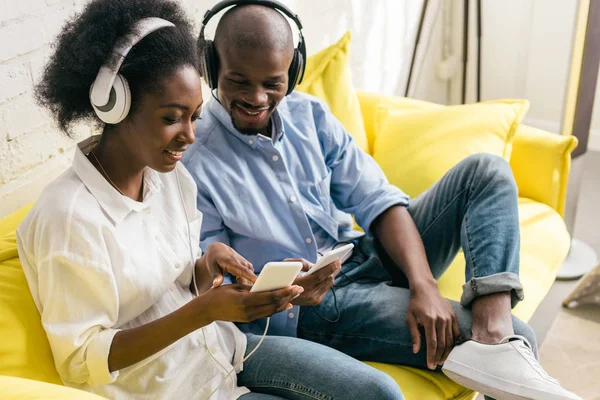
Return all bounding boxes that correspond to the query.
[509,125,578,217]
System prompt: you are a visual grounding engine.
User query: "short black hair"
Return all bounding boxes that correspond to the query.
[36,0,199,136]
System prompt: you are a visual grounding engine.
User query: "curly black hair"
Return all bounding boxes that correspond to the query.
[36,0,199,136]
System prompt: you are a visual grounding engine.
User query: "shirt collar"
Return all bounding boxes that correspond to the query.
[73,135,162,225]
[206,91,286,148]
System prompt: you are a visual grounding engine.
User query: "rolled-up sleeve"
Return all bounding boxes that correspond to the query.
[316,101,410,233]
[37,251,120,387]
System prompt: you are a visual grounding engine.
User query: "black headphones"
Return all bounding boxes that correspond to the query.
[199,0,306,96]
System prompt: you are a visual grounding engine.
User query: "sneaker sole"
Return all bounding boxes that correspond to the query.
[442,360,575,400]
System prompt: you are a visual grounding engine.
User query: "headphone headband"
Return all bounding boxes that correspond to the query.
[200,0,303,30]
[90,17,175,108]
[199,0,306,94]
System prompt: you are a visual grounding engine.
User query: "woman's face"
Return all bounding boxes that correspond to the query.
[122,65,203,173]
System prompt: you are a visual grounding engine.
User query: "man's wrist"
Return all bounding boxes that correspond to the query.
[409,277,438,294]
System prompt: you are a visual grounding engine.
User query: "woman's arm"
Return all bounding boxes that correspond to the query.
[190,254,214,295]
[108,282,303,372]
[107,291,213,372]
[109,244,283,372]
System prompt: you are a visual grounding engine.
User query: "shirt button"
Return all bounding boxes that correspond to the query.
[289,195,297,203]
[248,140,254,145]
[272,155,279,162]
[288,312,295,319]
[305,238,312,244]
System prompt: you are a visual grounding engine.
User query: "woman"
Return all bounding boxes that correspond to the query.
[17,0,404,399]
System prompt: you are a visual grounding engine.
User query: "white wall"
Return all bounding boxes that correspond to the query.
[465,0,600,151]
[1,0,449,217]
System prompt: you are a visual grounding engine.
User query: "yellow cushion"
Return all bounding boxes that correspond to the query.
[0,376,106,399]
[296,32,369,153]
[356,91,442,154]
[373,100,529,198]
[364,364,477,400]
[0,204,33,237]
[0,217,60,384]
[437,197,570,321]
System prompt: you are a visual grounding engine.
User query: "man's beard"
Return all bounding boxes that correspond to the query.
[229,101,275,136]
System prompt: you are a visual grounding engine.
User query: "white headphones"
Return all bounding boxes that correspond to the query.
[89,17,175,124]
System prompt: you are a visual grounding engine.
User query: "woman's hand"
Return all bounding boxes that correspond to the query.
[204,242,257,287]
[201,284,304,323]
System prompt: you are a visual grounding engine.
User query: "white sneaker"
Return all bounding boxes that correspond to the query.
[442,335,581,400]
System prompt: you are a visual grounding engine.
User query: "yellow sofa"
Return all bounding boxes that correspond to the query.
[0,30,579,400]
[0,92,577,400]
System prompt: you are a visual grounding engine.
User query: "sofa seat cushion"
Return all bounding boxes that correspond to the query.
[0,375,106,399]
[364,363,477,400]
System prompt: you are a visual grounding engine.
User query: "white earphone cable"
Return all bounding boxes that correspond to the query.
[174,167,270,399]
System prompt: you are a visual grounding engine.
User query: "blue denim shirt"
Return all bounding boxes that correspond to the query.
[183,92,409,336]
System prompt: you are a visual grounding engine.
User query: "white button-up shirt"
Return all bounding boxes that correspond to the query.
[16,136,249,400]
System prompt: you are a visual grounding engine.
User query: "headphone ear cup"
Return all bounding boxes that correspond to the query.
[90,73,131,124]
[120,75,132,122]
[287,49,301,95]
[202,40,220,90]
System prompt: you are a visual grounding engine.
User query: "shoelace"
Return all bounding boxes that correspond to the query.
[502,335,560,385]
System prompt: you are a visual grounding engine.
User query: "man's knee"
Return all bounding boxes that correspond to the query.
[463,153,517,194]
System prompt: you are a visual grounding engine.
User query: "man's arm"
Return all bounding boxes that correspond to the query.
[372,206,434,287]
[373,206,460,370]
[311,99,460,369]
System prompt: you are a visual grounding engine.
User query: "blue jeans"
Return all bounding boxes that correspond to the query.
[237,333,404,399]
[296,154,537,374]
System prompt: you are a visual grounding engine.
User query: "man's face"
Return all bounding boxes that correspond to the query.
[216,45,293,135]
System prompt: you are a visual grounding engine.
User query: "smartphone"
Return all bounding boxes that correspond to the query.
[304,243,354,276]
[250,262,303,293]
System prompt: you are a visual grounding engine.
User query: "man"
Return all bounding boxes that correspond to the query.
[184,2,579,399]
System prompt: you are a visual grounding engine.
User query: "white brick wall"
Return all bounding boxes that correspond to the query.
[0,0,91,216]
[0,0,437,217]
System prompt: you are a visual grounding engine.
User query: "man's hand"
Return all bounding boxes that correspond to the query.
[284,258,341,306]
[406,281,460,370]
[204,242,256,287]
[201,284,304,323]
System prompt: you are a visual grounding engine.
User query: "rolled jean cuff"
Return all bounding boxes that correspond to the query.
[460,272,524,308]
